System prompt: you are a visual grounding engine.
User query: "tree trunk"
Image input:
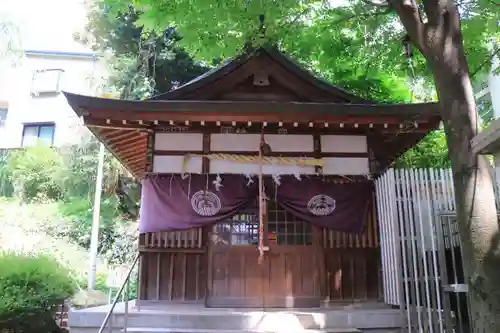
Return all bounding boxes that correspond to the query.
[430,36,500,333]
[389,0,500,329]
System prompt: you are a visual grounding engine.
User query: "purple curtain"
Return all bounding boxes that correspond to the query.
[266,176,373,233]
[139,174,257,232]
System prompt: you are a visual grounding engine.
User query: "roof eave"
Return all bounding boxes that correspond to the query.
[64,91,441,119]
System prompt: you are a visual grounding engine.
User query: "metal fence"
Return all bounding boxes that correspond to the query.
[375,168,498,333]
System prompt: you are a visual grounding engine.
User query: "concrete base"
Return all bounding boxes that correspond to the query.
[69,301,402,333]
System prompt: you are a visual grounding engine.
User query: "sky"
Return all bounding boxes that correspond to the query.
[0,0,92,53]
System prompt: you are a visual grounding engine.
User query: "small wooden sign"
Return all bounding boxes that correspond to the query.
[268,231,277,244]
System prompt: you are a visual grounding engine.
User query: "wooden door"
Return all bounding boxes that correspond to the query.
[206,211,264,307]
[262,205,321,308]
[206,204,322,308]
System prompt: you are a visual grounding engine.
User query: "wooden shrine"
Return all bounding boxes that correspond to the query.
[64,46,441,308]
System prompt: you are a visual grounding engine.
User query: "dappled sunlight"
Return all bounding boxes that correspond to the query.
[244,311,327,332]
[334,268,342,292]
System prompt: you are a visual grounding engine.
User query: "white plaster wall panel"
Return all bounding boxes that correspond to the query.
[210,134,314,152]
[210,134,260,151]
[320,135,367,153]
[266,134,314,152]
[322,157,369,175]
[154,133,203,151]
[153,155,203,173]
[209,160,316,175]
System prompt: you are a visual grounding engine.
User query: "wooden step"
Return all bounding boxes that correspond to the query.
[123,328,362,333]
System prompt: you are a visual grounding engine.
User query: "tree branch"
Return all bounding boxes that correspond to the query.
[321,6,392,33]
[470,47,500,79]
[289,6,312,26]
[387,0,427,54]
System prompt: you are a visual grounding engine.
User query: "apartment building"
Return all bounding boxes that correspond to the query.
[0,50,106,148]
[0,0,107,148]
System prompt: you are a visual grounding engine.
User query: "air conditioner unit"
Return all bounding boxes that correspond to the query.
[31,69,64,95]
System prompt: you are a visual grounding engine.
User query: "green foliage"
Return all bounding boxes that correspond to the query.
[0,252,75,332]
[0,135,138,265]
[0,20,23,65]
[103,0,498,81]
[0,137,126,203]
[5,147,64,202]
[54,198,120,251]
[82,3,209,98]
[0,200,100,278]
[95,0,500,165]
[394,129,450,168]
[0,150,14,197]
[52,197,137,265]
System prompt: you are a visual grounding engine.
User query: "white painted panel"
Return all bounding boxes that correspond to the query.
[266,134,314,152]
[210,160,316,175]
[210,134,314,152]
[320,135,367,153]
[154,133,203,151]
[210,134,260,151]
[322,157,369,175]
[153,155,202,173]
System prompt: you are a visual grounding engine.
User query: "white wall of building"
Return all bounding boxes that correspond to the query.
[489,53,500,119]
[0,0,108,149]
[0,52,107,148]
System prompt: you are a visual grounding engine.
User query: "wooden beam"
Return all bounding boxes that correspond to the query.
[85,116,435,135]
[120,146,147,160]
[146,132,155,173]
[202,133,210,173]
[126,156,146,172]
[65,91,440,118]
[108,132,146,147]
[85,110,436,124]
[102,130,140,142]
[98,128,121,139]
[313,133,322,174]
[84,116,152,130]
[118,144,147,157]
[127,159,147,172]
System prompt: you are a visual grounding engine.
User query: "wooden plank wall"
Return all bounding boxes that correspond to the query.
[138,228,207,302]
[322,200,381,302]
[137,185,381,304]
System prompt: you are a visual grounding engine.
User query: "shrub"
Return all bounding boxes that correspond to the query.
[0,252,76,332]
[5,147,64,202]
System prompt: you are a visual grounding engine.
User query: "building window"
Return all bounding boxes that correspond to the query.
[212,210,259,246]
[0,107,7,126]
[21,123,55,147]
[211,201,313,246]
[267,200,313,246]
[31,69,64,96]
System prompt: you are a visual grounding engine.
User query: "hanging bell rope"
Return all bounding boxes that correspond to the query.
[258,126,266,264]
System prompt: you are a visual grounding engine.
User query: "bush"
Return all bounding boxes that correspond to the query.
[0,252,76,332]
[5,147,64,202]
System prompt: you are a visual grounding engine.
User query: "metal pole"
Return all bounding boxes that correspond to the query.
[88,142,105,290]
[124,276,129,333]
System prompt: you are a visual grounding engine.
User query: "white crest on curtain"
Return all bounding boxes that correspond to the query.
[307,194,336,216]
[190,190,222,216]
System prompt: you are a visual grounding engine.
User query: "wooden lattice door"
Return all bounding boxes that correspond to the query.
[206,211,264,307]
[206,203,322,308]
[262,201,321,308]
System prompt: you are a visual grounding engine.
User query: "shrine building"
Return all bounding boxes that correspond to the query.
[64,46,441,309]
